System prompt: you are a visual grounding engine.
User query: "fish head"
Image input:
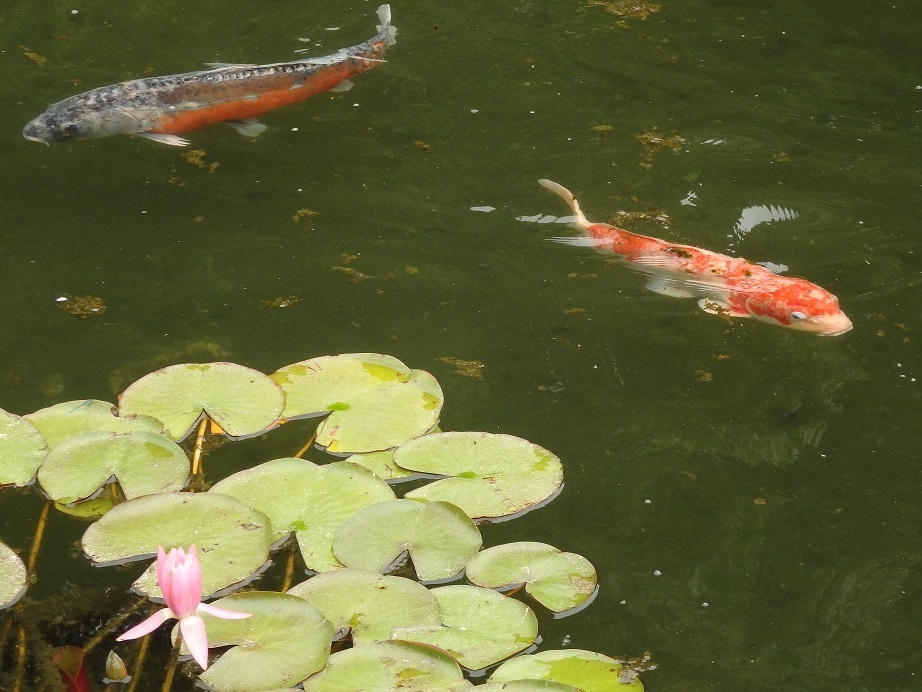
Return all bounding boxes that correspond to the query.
[745,282,853,336]
[23,90,144,144]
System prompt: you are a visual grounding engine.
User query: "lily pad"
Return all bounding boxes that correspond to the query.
[0,539,27,609]
[180,591,333,692]
[118,363,285,441]
[398,433,564,519]
[333,500,482,581]
[210,458,395,572]
[488,650,645,690]
[82,492,273,597]
[395,585,539,671]
[0,408,47,487]
[477,683,578,692]
[287,568,440,645]
[344,449,417,482]
[302,640,471,692]
[270,354,443,453]
[37,430,189,504]
[464,542,597,613]
[26,399,165,451]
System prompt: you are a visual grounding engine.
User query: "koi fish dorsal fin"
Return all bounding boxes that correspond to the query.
[538,179,591,229]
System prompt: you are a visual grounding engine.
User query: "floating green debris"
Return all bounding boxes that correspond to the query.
[395,584,539,671]
[210,458,396,572]
[55,294,106,318]
[37,430,189,504]
[0,539,27,609]
[82,491,273,598]
[271,354,443,453]
[288,568,440,645]
[397,432,564,520]
[185,591,332,692]
[119,362,285,441]
[0,407,47,487]
[465,542,597,613]
[333,499,482,581]
[302,640,470,692]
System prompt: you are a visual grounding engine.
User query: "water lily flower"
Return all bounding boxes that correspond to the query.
[117,545,251,669]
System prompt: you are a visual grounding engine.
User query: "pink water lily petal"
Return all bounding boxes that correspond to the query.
[116,608,175,641]
[198,602,253,620]
[179,615,210,670]
[161,546,202,618]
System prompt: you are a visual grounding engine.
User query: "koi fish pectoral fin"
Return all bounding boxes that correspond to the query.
[645,277,696,298]
[697,298,750,318]
[137,132,190,147]
[227,119,268,138]
[329,79,354,93]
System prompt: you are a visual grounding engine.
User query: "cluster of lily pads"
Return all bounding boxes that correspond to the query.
[0,353,646,690]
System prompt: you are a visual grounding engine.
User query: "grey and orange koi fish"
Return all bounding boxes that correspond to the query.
[23,5,395,147]
[539,179,852,335]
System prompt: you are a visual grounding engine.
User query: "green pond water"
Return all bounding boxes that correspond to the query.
[2,0,920,689]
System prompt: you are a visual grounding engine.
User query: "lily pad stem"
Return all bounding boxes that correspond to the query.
[190,416,209,479]
[26,500,52,574]
[293,430,317,459]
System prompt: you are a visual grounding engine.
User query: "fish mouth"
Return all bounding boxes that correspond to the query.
[818,316,854,336]
[23,122,51,145]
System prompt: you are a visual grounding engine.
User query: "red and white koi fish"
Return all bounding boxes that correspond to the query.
[23,5,395,147]
[538,179,852,335]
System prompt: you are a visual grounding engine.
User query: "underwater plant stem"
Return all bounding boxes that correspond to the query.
[124,631,152,692]
[159,635,181,692]
[293,430,317,459]
[190,416,209,479]
[85,601,143,654]
[11,625,27,692]
[26,500,52,575]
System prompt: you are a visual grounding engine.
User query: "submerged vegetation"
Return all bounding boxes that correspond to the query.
[0,353,649,690]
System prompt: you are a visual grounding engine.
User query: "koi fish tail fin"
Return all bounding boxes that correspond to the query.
[538,179,591,229]
[376,5,397,46]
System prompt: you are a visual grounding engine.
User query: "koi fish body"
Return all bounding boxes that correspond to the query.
[23,5,395,147]
[539,179,853,335]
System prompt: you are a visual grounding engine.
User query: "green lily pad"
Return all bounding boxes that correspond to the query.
[488,650,645,690]
[398,433,564,520]
[82,492,273,597]
[0,539,27,609]
[333,500,482,581]
[477,683,579,692]
[270,354,443,454]
[55,496,115,520]
[395,585,539,671]
[179,591,333,692]
[344,449,417,482]
[26,400,166,451]
[118,363,285,441]
[464,542,597,613]
[302,640,472,692]
[0,408,47,487]
[210,458,395,572]
[37,430,189,504]
[287,568,440,645]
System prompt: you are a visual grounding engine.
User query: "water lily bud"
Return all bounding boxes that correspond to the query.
[104,650,130,681]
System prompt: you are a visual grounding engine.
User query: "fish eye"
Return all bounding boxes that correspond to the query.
[63,124,80,134]
[791,311,807,320]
